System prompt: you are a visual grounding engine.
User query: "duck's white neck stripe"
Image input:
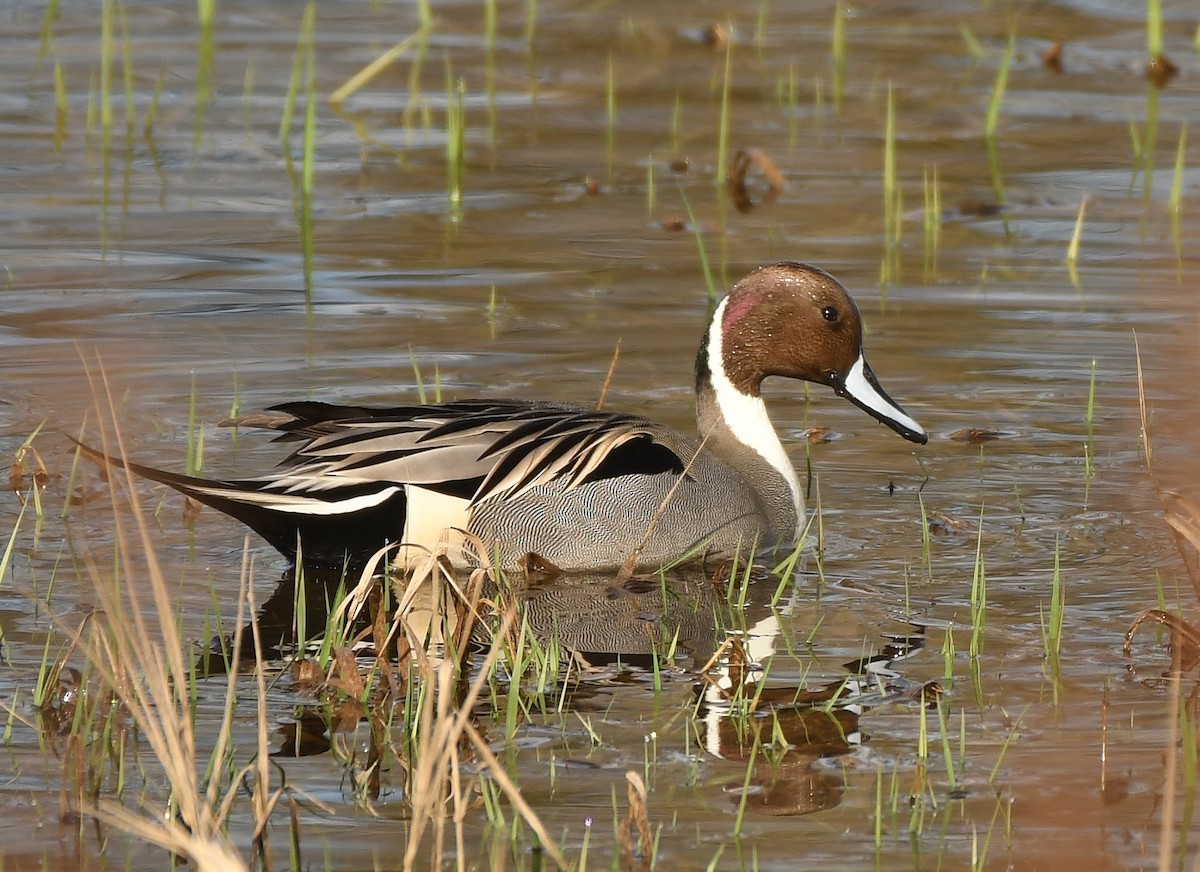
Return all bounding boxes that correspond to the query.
[706,298,803,522]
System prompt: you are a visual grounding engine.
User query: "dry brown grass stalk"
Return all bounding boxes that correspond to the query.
[618,770,653,871]
[75,355,567,869]
[396,540,569,871]
[77,354,250,871]
[1130,335,1200,872]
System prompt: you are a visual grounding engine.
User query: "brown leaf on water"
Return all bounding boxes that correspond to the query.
[182,495,203,524]
[927,512,975,537]
[949,427,1005,444]
[668,157,690,174]
[1124,608,1200,674]
[1041,41,1064,73]
[519,550,561,582]
[327,646,366,700]
[583,175,601,197]
[1146,54,1178,89]
[1160,492,1200,604]
[958,199,1004,217]
[219,412,295,429]
[698,636,751,695]
[7,461,23,497]
[619,771,653,872]
[291,657,325,693]
[804,426,837,444]
[726,148,786,213]
[660,216,687,232]
[9,443,50,506]
[326,699,365,734]
[701,22,728,51]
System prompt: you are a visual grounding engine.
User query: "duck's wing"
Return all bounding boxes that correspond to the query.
[244,399,692,504]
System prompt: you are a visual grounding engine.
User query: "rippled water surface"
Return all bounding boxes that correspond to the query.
[3,0,1200,869]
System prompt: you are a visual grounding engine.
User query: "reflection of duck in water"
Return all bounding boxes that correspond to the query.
[696,628,927,816]
[216,563,926,819]
[77,263,925,574]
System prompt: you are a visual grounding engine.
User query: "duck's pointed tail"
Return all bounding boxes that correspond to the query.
[70,438,407,568]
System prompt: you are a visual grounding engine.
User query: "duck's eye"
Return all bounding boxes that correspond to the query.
[821,306,838,322]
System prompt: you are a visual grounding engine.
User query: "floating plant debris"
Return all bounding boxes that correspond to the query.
[726,148,786,213]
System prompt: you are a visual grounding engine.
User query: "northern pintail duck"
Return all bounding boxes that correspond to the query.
[82,263,926,572]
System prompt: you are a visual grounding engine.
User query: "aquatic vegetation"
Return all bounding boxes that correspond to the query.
[7,1,1200,868]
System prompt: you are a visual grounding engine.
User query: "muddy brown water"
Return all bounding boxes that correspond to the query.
[3,0,1200,869]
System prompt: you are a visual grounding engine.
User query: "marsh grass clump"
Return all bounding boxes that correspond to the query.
[21,362,581,870]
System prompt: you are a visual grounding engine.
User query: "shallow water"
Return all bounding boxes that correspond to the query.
[2,0,1200,869]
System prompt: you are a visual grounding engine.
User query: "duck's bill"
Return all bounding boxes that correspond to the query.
[833,356,928,445]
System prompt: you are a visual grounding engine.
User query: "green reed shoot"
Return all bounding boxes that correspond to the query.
[524,0,537,48]
[918,493,932,572]
[485,284,499,337]
[1066,195,1087,290]
[1181,700,1199,858]
[1084,357,1096,480]
[185,373,203,476]
[769,539,805,608]
[98,0,115,251]
[36,0,59,64]
[959,25,983,62]
[193,0,216,148]
[670,89,683,154]
[942,622,955,683]
[831,0,847,113]
[280,6,309,145]
[732,736,760,837]
[117,3,134,143]
[922,164,941,276]
[984,34,1013,204]
[606,53,617,181]
[777,63,800,144]
[278,3,317,300]
[935,695,958,794]
[241,60,255,128]
[680,190,717,300]
[881,84,899,295]
[408,346,430,403]
[646,157,656,215]
[874,766,884,853]
[53,62,67,151]
[446,70,466,220]
[984,34,1013,141]
[1040,535,1064,661]
[1147,0,1163,57]
[1171,123,1187,265]
[484,0,497,143]
[987,712,1022,786]
[1141,89,1160,200]
[716,32,733,189]
[968,507,986,659]
[329,27,432,108]
[909,700,930,835]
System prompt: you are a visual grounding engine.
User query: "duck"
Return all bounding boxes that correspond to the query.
[78,262,927,573]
